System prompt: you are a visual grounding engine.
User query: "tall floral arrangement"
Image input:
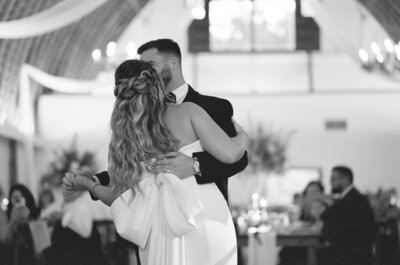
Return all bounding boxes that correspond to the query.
[247,124,295,174]
[368,187,400,222]
[40,141,97,188]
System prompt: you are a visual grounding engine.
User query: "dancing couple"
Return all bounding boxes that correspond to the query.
[63,39,248,265]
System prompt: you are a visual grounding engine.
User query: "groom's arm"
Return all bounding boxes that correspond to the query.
[193,151,248,185]
[89,171,111,200]
[193,96,248,183]
[95,171,111,186]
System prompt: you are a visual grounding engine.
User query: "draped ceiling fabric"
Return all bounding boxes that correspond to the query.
[0,0,109,39]
[18,64,115,134]
[0,0,148,130]
[358,0,400,42]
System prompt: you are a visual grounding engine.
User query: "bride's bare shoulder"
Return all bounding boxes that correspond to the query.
[165,103,207,127]
[178,102,205,114]
[166,102,200,115]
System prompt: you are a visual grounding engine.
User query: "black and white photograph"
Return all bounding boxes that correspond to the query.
[0,0,399,265]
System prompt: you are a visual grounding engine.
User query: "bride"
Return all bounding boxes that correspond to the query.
[63,59,248,265]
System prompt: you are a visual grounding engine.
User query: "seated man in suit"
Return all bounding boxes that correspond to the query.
[320,166,375,265]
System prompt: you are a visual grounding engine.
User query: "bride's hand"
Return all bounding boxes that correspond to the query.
[232,118,248,138]
[63,172,76,192]
[232,118,249,149]
[232,118,245,134]
[63,171,93,192]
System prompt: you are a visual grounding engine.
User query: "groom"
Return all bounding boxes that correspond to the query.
[92,38,248,203]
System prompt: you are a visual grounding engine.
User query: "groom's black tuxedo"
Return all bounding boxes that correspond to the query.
[95,85,248,203]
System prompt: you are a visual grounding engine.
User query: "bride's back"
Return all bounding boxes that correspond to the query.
[163,103,199,148]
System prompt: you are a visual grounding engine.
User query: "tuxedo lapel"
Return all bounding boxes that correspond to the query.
[183,85,199,103]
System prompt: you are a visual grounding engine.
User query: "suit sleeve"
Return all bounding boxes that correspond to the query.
[193,151,248,184]
[95,171,111,185]
[321,193,376,246]
[89,171,111,201]
[191,96,249,184]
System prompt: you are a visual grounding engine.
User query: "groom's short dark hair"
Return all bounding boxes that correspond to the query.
[332,166,353,183]
[137,39,182,63]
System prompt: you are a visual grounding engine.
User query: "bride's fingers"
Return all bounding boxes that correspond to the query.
[63,186,75,193]
[64,174,76,185]
[152,159,173,166]
[63,176,74,185]
[151,166,171,173]
[62,177,72,185]
[62,182,73,191]
[157,152,179,160]
[65,172,75,178]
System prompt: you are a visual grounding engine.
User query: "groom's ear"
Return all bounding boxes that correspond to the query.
[170,56,181,71]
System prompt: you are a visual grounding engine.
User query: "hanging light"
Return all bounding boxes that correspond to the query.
[106,41,116,58]
[358,48,369,63]
[191,2,206,20]
[359,38,400,81]
[376,54,384,64]
[395,44,400,61]
[126,41,137,59]
[92,40,143,72]
[384,38,394,53]
[370,42,380,56]
[92,49,101,63]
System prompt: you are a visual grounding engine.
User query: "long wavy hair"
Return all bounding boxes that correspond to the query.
[108,60,177,195]
[7,184,40,221]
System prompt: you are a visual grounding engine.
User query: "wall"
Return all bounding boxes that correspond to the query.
[191,52,399,94]
[37,0,400,205]
[228,93,400,191]
[38,91,400,204]
[0,135,11,195]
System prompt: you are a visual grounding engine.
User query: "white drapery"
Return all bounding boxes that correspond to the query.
[0,0,109,39]
[19,64,113,134]
[16,64,113,194]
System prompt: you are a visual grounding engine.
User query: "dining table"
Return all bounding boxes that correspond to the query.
[237,224,326,265]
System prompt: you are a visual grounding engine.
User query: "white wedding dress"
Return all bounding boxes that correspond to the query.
[110,140,237,265]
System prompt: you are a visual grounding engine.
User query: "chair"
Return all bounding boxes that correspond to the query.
[93,220,139,265]
[374,219,400,265]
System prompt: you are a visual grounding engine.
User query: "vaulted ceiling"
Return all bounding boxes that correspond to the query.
[358,0,400,42]
[0,0,399,129]
[0,0,148,128]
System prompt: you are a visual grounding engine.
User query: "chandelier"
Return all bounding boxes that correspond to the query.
[186,0,206,20]
[91,41,138,72]
[358,39,400,81]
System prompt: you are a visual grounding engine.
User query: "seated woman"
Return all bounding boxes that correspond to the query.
[279,182,327,265]
[308,198,328,231]
[300,181,326,222]
[0,184,41,265]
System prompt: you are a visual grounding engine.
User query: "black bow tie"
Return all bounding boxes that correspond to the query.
[165,92,177,104]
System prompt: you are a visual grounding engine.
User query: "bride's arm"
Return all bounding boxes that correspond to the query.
[188,103,248,164]
[63,172,121,206]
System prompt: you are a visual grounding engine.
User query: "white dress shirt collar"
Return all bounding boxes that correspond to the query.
[339,184,354,199]
[171,83,189,104]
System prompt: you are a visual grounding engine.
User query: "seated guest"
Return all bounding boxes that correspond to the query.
[0,184,41,265]
[321,166,375,265]
[279,182,327,265]
[43,189,111,265]
[308,198,328,231]
[300,181,326,222]
[38,189,55,211]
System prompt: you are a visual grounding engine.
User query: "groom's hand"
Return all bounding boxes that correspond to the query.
[151,152,195,179]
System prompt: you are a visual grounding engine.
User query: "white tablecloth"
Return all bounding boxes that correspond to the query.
[247,230,280,265]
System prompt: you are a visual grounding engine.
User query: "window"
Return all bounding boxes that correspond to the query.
[209,0,296,52]
[266,167,321,205]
